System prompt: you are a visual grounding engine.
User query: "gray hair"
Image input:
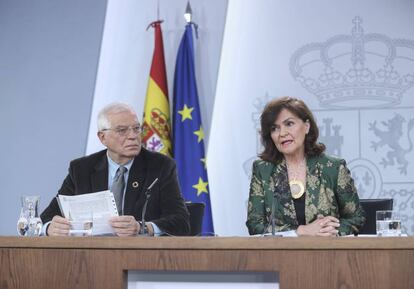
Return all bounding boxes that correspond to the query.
[97,102,136,131]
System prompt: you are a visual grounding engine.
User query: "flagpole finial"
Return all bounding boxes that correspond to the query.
[184,1,192,23]
[146,20,163,31]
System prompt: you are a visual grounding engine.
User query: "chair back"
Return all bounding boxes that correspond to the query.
[359,198,393,234]
[185,202,205,236]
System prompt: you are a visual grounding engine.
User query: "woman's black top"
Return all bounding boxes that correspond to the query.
[293,193,306,226]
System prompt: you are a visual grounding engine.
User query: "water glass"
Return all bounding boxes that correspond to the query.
[376,210,401,236]
[69,212,93,236]
[17,195,42,236]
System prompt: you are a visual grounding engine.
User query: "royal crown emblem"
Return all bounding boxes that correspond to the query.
[290,17,414,108]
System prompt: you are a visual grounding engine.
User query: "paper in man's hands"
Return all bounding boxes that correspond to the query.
[57,190,118,235]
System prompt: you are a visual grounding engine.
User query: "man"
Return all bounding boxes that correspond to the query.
[41,102,190,236]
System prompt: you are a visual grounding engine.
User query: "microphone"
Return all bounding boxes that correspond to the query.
[139,178,159,235]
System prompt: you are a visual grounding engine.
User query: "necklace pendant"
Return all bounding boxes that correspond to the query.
[289,180,305,199]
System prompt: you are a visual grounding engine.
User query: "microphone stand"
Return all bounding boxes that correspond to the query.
[262,178,280,237]
[139,178,159,235]
[270,190,277,236]
[263,186,280,237]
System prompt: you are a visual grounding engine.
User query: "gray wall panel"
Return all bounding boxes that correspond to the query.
[0,0,107,235]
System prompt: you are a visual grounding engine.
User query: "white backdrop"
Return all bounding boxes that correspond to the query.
[86,0,227,154]
[86,0,414,237]
[209,0,414,236]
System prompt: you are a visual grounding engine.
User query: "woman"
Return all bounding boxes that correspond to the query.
[246,97,365,236]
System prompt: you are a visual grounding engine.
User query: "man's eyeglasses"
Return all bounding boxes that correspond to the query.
[101,125,142,136]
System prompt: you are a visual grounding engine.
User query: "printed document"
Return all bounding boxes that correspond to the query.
[57,190,118,235]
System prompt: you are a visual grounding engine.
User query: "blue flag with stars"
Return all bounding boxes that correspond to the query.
[173,24,214,235]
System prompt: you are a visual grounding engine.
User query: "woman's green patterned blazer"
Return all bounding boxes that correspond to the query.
[246,154,366,236]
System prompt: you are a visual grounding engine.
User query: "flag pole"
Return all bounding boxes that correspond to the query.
[173,4,214,235]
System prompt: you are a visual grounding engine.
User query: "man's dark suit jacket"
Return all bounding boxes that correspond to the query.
[41,148,190,236]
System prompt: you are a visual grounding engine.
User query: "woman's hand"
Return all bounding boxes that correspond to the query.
[296,215,340,237]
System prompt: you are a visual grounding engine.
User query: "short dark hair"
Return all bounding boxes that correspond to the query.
[259,96,325,163]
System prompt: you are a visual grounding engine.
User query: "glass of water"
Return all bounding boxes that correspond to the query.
[69,211,93,236]
[17,195,42,236]
[376,210,401,236]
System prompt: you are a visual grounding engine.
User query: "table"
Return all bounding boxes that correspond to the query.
[1,236,413,289]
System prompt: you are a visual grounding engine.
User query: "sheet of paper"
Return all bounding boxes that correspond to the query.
[57,190,118,235]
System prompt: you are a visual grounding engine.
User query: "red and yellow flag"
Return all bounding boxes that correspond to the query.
[141,21,172,156]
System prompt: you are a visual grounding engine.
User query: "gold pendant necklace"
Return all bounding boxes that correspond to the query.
[286,158,306,199]
[289,180,305,199]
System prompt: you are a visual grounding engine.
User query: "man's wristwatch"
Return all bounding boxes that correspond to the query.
[138,221,146,235]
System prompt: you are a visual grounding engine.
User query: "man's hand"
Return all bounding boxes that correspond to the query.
[109,215,140,237]
[47,216,71,236]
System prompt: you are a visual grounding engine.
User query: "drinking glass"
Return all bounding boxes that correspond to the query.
[17,195,42,236]
[69,211,93,236]
[17,207,29,236]
[376,210,401,236]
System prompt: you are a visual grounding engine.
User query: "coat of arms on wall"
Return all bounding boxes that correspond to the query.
[288,16,414,234]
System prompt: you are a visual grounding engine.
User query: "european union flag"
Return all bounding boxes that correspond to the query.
[173,24,214,235]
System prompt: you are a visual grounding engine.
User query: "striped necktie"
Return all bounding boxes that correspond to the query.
[111,166,127,215]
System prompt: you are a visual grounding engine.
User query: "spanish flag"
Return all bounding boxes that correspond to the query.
[141,21,172,156]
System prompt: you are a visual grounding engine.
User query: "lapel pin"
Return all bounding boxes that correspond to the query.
[132,181,139,188]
